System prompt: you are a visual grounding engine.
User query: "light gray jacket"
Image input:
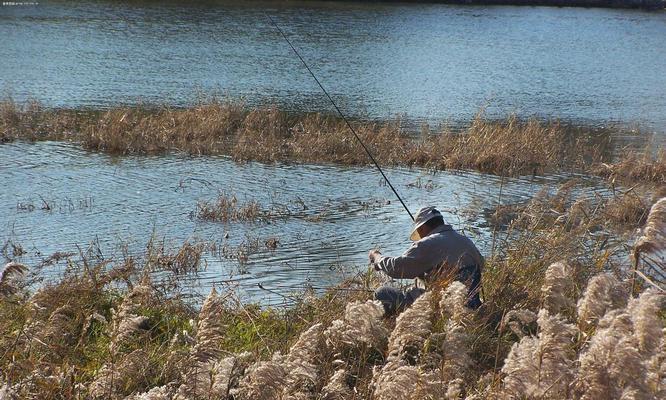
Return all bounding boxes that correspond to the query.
[375,224,484,283]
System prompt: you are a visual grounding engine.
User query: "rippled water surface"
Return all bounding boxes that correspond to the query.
[2,0,666,131]
[1,141,601,303]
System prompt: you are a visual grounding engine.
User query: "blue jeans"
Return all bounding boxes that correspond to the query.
[375,264,482,314]
[374,286,425,315]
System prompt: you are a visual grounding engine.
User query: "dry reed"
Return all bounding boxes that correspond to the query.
[0,262,28,296]
[1,194,665,399]
[3,98,664,182]
[633,197,666,264]
[195,192,267,223]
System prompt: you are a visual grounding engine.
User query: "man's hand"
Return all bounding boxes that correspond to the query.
[369,249,382,270]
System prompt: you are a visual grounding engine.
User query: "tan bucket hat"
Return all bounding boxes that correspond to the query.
[409,206,443,241]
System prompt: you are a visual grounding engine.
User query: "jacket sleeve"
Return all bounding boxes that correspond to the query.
[374,241,438,279]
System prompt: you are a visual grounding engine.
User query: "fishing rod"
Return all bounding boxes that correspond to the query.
[265,12,414,222]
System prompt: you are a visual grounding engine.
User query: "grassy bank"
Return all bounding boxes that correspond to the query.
[1,99,664,183]
[1,185,664,399]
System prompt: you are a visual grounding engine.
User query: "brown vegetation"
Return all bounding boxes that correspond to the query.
[486,180,665,234]
[1,193,664,399]
[0,99,94,143]
[194,192,267,223]
[1,98,664,182]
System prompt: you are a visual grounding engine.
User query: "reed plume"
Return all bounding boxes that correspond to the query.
[87,276,156,399]
[541,261,573,314]
[573,309,651,399]
[89,349,152,399]
[373,292,437,399]
[192,287,226,360]
[646,330,665,398]
[439,281,469,323]
[627,288,665,355]
[210,352,252,399]
[320,369,352,400]
[0,381,16,400]
[440,320,474,384]
[173,287,228,399]
[502,309,538,338]
[323,300,387,353]
[500,309,577,399]
[372,360,420,400]
[125,383,176,400]
[386,291,434,362]
[633,197,666,262]
[576,273,627,331]
[41,304,76,348]
[0,261,28,296]
[109,276,153,353]
[230,353,288,400]
[282,323,325,398]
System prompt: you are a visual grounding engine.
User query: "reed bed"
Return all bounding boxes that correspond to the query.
[1,192,664,399]
[194,192,268,223]
[2,98,663,182]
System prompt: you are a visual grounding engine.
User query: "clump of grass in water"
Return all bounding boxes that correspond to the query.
[194,192,267,222]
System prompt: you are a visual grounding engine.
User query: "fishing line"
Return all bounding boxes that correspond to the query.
[264,12,414,222]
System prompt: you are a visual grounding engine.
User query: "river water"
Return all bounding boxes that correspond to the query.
[1,141,611,304]
[1,1,664,303]
[2,0,666,131]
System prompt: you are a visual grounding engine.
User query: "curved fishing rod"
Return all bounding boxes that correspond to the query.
[265,13,414,222]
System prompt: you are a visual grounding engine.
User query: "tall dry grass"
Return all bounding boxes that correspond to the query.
[2,98,663,182]
[0,194,664,398]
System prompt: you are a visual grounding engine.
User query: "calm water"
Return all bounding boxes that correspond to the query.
[1,141,602,304]
[2,0,666,132]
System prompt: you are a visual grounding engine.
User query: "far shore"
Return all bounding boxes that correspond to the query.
[345,0,665,10]
[71,0,666,11]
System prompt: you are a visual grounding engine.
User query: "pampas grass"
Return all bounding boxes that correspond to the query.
[576,273,628,331]
[1,210,664,400]
[230,353,288,400]
[439,281,469,323]
[324,300,388,353]
[173,287,228,400]
[541,262,574,314]
[320,368,352,400]
[385,291,434,363]
[0,262,28,296]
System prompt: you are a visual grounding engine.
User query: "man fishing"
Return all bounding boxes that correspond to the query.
[265,15,483,314]
[369,206,484,314]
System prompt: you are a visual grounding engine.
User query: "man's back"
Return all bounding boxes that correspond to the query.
[375,224,483,280]
[371,206,485,313]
